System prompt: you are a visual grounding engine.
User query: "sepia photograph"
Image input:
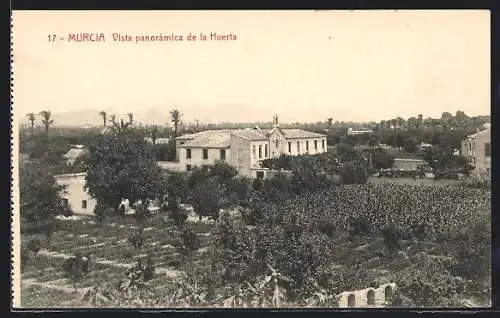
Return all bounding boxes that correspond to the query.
[11,10,491,309]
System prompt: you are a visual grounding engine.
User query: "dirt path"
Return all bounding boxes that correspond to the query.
[22,278,92,295]
[37,249,183,277]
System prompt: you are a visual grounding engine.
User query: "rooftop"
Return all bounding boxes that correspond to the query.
[177,128,326,148]
[63,148,87,159]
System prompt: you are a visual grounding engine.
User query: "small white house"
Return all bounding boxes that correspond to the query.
[62,145,86,166]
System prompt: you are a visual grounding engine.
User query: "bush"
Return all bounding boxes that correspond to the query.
[382,224,402,253]
[128,229,146,249]
[315,216,336,238]
[348,216,370,239]
[215,213,257,282]
[180,226,201,254]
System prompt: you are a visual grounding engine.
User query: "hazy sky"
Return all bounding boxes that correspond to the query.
[12,10,490,123]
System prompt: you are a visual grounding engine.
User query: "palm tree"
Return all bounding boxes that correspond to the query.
[417,114,423,132]
[127,113,134,125]
[169,109,183,137]
[39,111,53,136]
[110,119,130,135]
[110,114,116,125]
[99,111,107,127]
[150,125,158,145]
[26,113,36,135]
[327,118,333,129]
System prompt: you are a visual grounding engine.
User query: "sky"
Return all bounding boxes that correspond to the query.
[12,10,490,124]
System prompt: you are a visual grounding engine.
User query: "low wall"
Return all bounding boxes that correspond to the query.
[337,283,397,308]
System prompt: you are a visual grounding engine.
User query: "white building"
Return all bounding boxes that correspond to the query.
[175,117,328,178]
[460,123,491,174]
[54,173,96,215]
[347,127,374,136]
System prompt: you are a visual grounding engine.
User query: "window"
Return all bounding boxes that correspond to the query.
[202,149,208,159]
[259,145,262,158]
[288,142,292,153]
[186,164,192,171]
[275,139,279,148]
[186,149,191,159]
[306,141,309,152]
[473,141,476,151]
[322,140,325,150]
[253,145,256,159]
[314,140,318,150]
[469,142,472,151]
[82,200,87,209]
[297,141,300,152]
[220,149,226,160]
[485,142,491,157]
[256,171,264,179]
[265,145,268,157]
[62,198,69,207]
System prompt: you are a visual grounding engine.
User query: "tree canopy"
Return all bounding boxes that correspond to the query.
[85,128,163,213]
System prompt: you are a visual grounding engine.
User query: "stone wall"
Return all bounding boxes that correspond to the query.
[337,283,397,308]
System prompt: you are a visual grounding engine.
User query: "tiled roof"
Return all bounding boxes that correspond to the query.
[281,129,326,139]
[180,131,232,148]
[63,148,86,159]
[231,130,268,141]
[467,127,490,139]
[177,128,326,148]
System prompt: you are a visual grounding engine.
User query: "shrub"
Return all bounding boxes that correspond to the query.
[180,226,200,254]
[382,224,402,253]
[348,216,370,239]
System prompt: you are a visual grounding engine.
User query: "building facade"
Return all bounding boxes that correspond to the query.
[175,119,328,178]
[460,125,491,174]
[54,173,97,215]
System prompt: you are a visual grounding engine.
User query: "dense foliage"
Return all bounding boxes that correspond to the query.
[85,126,163,214]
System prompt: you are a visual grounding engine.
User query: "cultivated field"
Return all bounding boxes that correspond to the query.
[20,183,491,308]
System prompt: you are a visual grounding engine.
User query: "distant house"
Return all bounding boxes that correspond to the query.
[392,158,428,171]
[63,145,87,166]
[417,142,433,152]
[460,123,491,174]
[144,137,172,145]
[347,128,374,136]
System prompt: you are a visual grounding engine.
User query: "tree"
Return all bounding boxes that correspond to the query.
[20,162,67,234]
[326,118,333,129]
[170,109,183,137]
[85,128,163,215]
[403,137,419,153]
[127,113,134,125]
[39,111,54,136]
[190,179,223,220]
[207,161,238,185]
[26,113,36,136]
[371,148,394,170]
[150,125,158,145]
[99,111,107,127]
